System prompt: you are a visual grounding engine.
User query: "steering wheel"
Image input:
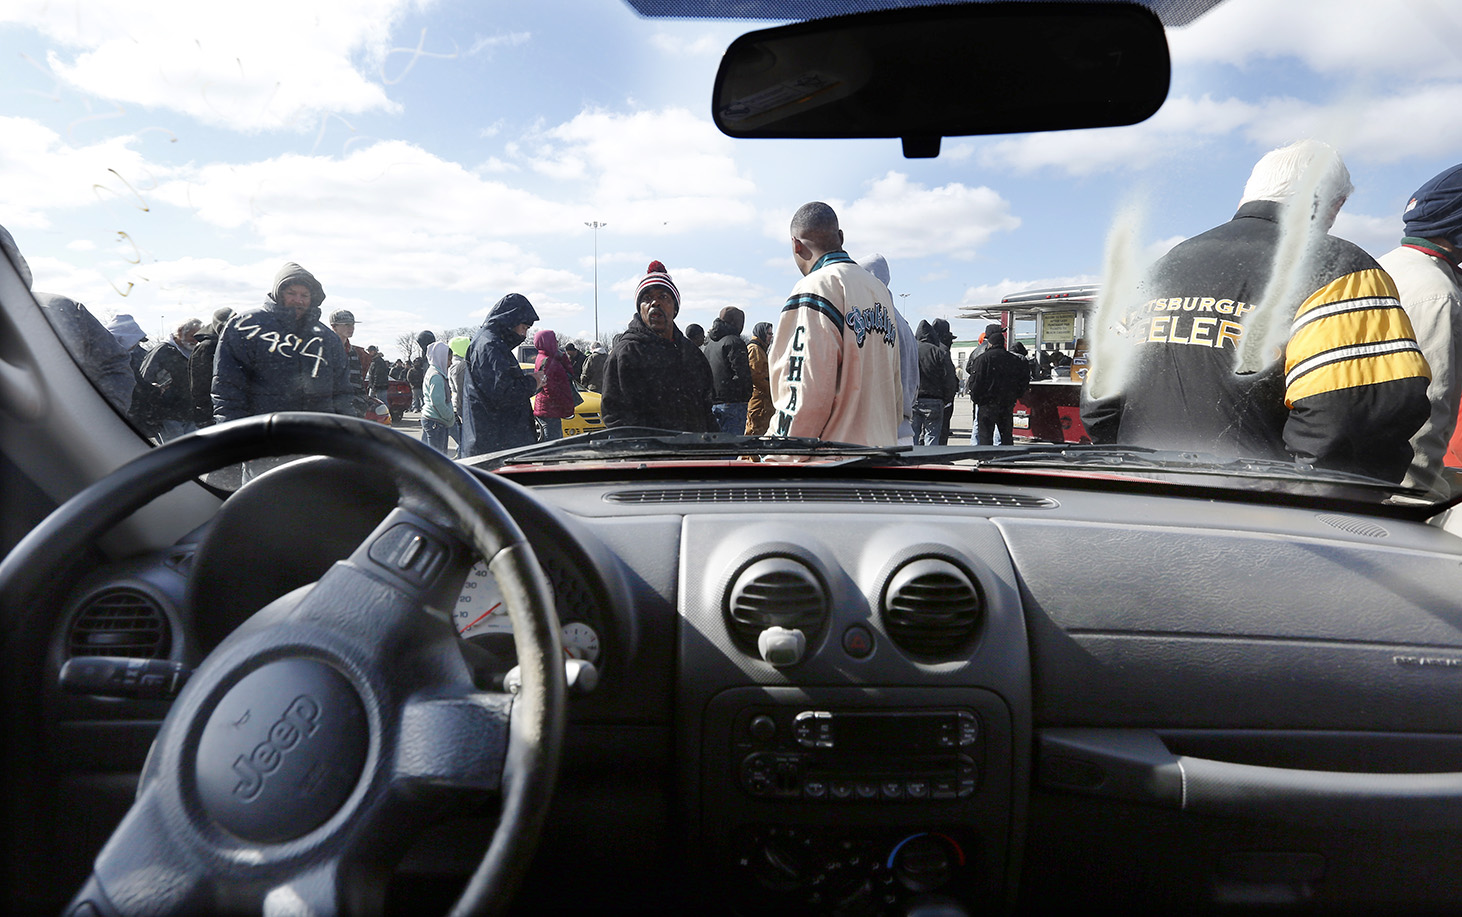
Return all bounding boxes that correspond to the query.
[0,413,566,917]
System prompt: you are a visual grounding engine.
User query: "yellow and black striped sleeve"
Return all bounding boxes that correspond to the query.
[1284,267,1429,406]
[1283,266,1432,482]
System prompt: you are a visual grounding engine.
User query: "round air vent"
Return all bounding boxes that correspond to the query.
[881,558,983,658]
[67,587,171,659]
[725,556,829,652]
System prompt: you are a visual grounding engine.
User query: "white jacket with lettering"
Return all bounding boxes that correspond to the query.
[768,252,904,447]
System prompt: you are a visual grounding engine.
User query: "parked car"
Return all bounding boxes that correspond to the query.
[6,2,1462,917]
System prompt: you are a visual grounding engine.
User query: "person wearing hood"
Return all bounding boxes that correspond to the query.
[932,318,958,445]
[189,307,233,428]
[420,340,455,453]
[532,329,576,440]
[1378,163,1462,496]
[913,319,958,445]
[862,253,919,446]
[703,306,752,434]
[745,322,775,435]
[140,317,203,441]
[0,226,135,418]
[580,340,609,392]
[212,262,353,423]
[447,335,470,455]
[967,325,1031,446]
[105,313,164,435]
[601,260,715,432]
[462,293,545,456]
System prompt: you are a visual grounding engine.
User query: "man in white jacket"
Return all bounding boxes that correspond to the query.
[1379,164,1462,496]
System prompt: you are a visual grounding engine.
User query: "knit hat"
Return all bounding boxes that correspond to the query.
[449,335,470,358]
[1403,164,1462,248]
[636,260,680,314]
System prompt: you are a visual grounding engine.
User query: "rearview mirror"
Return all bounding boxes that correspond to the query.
[712,2,1170,158]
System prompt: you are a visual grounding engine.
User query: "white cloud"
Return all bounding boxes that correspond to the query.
[649,33,724,57]
[977,82,1462,177]
[150,140,585,294]
[1334,211,1404,259]
[0,117,156,228]
[840,172,1020,260]
[524,108,759,232]
[66,239,97,251]
[4,0,412,132]
[1169,0,1453,75]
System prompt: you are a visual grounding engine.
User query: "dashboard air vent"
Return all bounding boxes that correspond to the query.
[882,558,983,658]
[607,485,1054,508]
[67,587,171,659]
[725,557,829,652]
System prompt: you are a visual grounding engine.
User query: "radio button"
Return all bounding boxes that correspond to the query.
[804,779,828,799]
[881,781,904,800]
[829,780,853,800]
[958,778,977,798]
[931,778,958,799]
[958,711,979,746]
[854,781,880,800]
[906,780,930,799]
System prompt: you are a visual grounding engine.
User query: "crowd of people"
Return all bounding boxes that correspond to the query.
[13,145,1462,491]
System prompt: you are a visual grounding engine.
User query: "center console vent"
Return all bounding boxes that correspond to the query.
[725,556,829,653]
[881,558,983,659]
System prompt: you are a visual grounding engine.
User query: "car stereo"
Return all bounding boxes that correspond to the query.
[733,708,982,802]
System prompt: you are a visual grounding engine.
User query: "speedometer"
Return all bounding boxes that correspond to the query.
[454,558,513,639]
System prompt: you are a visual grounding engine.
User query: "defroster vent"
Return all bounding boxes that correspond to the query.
[882,558,983,658]
[67,587,171,659]
[725,557,829,652]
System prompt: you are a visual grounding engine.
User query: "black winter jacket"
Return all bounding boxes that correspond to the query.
[212,264,352,423]
[462,293,541,456]
[967,344,1030,409]
[703,314,752,403]
[915,320,959,401]
[1080,200,1430,482]
[601,315,714,432]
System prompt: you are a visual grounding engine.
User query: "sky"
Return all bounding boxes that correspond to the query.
[2,0,1460,357]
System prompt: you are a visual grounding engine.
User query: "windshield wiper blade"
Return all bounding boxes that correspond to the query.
[471,426,911,469]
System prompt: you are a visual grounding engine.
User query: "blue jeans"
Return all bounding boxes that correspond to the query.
[912,397,944,445]
[421,417,449,453]
[712,402,748,435]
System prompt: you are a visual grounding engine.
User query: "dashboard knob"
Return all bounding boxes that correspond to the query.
[892,834,953,893]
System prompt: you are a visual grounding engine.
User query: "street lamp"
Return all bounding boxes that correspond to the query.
[585,220,607,341]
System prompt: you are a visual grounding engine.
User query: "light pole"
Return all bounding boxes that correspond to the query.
[585,220,607,341]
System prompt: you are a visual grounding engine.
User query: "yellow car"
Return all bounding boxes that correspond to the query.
[520,361,603,437]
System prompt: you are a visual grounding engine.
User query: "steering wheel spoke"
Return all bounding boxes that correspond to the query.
[393,691,514,794]
[2,414,566,917]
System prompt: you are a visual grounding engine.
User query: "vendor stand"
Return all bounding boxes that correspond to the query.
[959,285,1097,444]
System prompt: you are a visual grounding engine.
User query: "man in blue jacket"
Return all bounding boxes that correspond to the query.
[461,293,545,456]
[212,263,353,423]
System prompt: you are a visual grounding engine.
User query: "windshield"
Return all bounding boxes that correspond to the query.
[4,0,1459,508]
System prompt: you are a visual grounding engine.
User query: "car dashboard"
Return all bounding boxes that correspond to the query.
[24,461,1462,915]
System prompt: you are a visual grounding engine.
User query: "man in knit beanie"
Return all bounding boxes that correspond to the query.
[600,260,714,431]
[1379,163,1462,495]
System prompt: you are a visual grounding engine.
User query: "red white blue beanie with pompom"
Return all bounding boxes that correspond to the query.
[635,260,681,315]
